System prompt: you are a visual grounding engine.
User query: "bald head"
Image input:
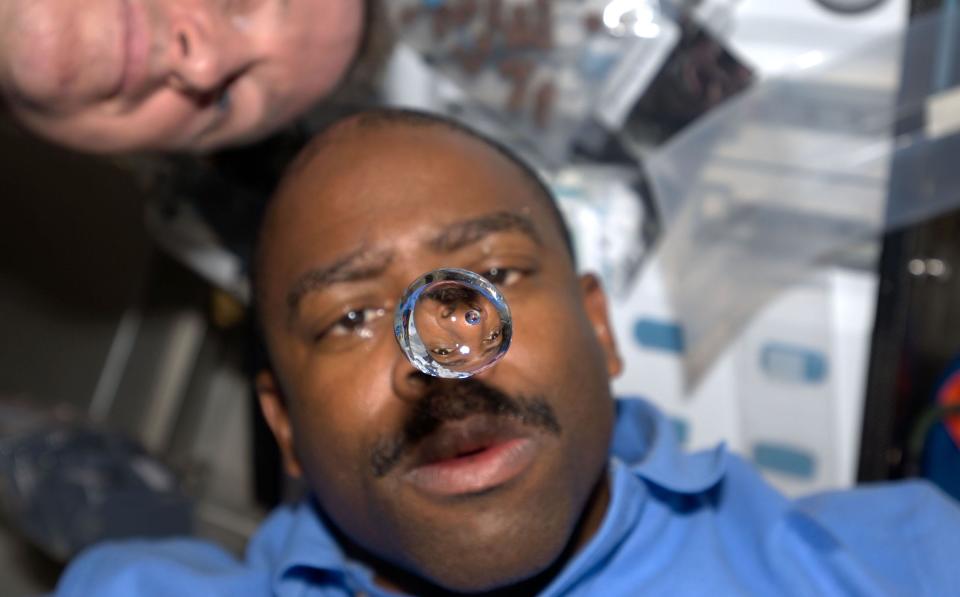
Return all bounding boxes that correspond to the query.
[256,109,574,306]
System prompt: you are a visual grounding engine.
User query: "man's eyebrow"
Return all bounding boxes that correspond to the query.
[425,211,542,253]
[285,247,394,321]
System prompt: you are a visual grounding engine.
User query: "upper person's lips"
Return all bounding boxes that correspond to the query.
[117,0,150,98]
[402,415,539,498]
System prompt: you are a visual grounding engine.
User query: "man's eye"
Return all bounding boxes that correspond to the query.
[481,267,523,287]
[318,307,386,341]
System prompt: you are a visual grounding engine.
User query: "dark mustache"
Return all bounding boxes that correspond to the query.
[370,379,561,478]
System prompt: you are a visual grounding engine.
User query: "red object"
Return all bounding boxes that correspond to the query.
[937,369,960,448]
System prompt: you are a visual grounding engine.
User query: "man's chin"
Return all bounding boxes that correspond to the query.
[383,531,568,596]
[382,463,612,595]
[369,495,577,595]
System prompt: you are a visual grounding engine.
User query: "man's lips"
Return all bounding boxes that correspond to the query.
[402,416,538,497]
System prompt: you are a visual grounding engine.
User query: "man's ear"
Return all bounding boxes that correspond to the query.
[256,370,303,479]
[580,274,623,378]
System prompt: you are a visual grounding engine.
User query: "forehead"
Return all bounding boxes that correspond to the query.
[263,122,564,267]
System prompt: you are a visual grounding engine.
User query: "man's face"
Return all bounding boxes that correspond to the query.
[256,121,622,592]
[1,0,363,152]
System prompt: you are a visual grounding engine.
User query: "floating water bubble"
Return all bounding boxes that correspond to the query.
[394,268,512,378]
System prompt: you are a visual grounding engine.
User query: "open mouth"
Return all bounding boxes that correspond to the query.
[402,416,538,498]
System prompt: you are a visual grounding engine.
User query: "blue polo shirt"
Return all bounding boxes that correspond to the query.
[55,399,960,596]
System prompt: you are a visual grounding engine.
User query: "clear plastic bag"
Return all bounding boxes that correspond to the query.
[388,0,681,162]
[549,165,659,296]
[645,9,960,387]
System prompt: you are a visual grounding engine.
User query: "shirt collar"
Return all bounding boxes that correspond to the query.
[541,399,728,595]
[268,498,352,594]
[538,458,645,595]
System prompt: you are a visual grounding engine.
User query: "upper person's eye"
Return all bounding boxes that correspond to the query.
[222,0,264,14]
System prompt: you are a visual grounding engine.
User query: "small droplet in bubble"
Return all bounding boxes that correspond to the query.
[394,268,512,379]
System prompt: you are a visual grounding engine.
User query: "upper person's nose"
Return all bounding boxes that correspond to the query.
[167,7,255,96]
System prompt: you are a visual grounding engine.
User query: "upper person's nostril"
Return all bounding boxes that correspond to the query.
[177,32,190,57]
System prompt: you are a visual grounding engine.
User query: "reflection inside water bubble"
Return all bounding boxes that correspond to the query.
[395,269,512,378]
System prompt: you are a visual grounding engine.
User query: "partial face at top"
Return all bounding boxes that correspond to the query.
[256,116,622,593]
[1,0,363,152]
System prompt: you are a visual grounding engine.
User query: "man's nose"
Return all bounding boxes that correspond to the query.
[167,9,254,95]
[391,341,434,403]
